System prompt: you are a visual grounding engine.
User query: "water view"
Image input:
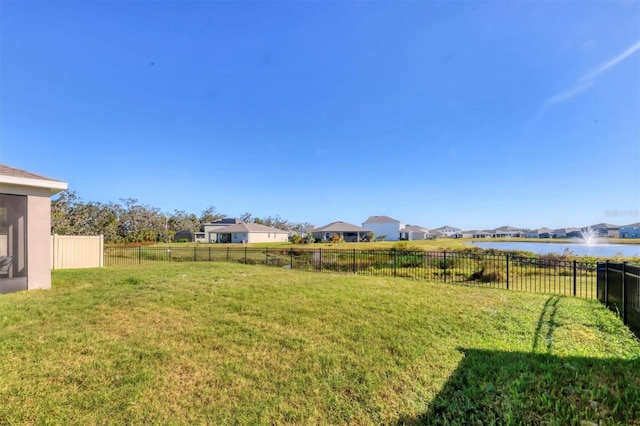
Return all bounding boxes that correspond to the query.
[469,241,640,258]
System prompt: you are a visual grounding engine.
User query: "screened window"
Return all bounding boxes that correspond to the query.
[0,194,27,293]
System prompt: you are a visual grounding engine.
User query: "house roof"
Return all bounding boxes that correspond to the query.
[401,225,428,232]
[463,230,492,235]
[494,226,522,232]
[216,223,288,234]
[363,215,401,224]
[433,226,460,232]
[0,164,67,194]
[525,227,553,234]
[588,223,620,230]
[314,221,372,233]
[204,218,242,225]
[621,222,640,228]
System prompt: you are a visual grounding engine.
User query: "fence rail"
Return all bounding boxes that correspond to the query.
[597,261,640,334]
[105,246,598,299]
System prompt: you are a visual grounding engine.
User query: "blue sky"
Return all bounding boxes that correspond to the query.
[1,1,639,230]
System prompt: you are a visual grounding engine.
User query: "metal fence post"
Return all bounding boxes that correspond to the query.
[506,254,510,290]
[169,247,172,262]
[226,247,230,263]
[138,246,142,264]
[244,246,247,264]
[319,248,322,272]
[443,251,447,283]
[353,249,356,274]
[290,248,293,269]
[208,246,211,262]
[605,260,609,306]
[573,260,577,296]
[194,246,197,261]
[265,247,269,266]
[622,262,627,325]
[393,250,397,277]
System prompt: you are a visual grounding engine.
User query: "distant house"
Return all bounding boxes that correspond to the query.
[461,230,491,238]
[585,223,620,238]
[552,228,568,238]
[400,225,430,241]
[619,222,640,239]
[525,227,553,238]
[173,230,193,242]
[313,221,373,243]
[491,226,524,238]
[428,230,444,239]
[194,218,242,243]
[547,227,582,239]
[300,225,317,234]
[362,216,404,241]
[541,229,555,238]
[433,226,461,238]
[213,223,289,243]
[565,227,583,239]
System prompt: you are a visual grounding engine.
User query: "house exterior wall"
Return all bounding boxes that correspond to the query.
[363,222,402,240]
[202,224,234,243]
[619,225,640,238]
[27,190,52,290]
[436,228,461,237]
[246,232,289,243]
[406,231,428,240]
[196,221,243,243]
[231,232,248,243]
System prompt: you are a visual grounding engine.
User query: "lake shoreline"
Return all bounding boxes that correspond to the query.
[468,240,640,259]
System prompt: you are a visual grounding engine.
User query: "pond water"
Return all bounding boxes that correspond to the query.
[468,241,640,258]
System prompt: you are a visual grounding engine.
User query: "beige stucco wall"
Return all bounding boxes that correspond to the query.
[27,193,52,290]
[247,232,289,243]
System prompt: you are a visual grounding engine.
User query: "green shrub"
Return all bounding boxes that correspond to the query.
[289,234,303,244]
[469,261,506,282]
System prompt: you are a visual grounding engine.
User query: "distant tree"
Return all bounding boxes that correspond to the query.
[51,191,120,242]
[199,206,225,226]
[115,198,165,243]
[239,212,253,223]
[51,190,82,235]
[168,210,199,234]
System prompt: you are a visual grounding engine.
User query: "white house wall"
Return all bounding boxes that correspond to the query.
[364,223,403,240]
[409,232,428,240]
[230,232,246,243]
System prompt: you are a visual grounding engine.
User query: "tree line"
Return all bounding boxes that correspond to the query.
[51,190,308,244]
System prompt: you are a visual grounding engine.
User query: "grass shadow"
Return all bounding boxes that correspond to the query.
[398,348,640,425]
[532,295,560,354]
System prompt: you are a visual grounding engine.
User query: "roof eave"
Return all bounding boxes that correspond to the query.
[1,175,68,195]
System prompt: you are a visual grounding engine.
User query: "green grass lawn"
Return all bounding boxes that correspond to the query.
[1,263,639,424]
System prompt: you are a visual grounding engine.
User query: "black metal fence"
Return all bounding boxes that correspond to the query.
[105,246,598,299]
[597,261,640,334]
